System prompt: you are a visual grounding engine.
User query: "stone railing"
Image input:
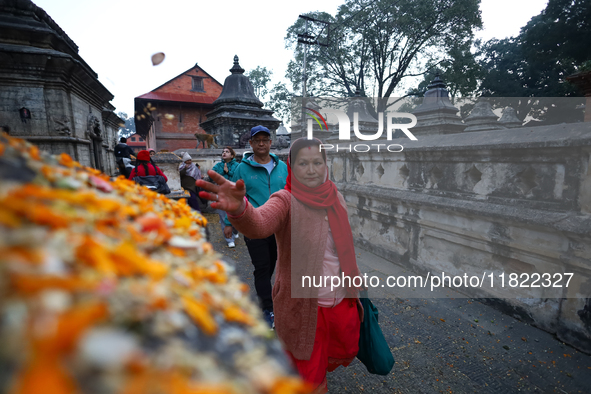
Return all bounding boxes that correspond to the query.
[329,122,591,353]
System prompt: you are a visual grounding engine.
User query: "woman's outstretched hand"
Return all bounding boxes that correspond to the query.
[196,170,246,215]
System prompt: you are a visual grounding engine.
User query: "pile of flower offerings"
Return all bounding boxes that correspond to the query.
[0,133,309,394]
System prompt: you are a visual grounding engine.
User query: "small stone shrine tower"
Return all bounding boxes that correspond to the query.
[325,89,379,143]
[201,56,280,148]
[411,75,465,136]
[347,89,379,139]
[498,107,522,128]
[463,100,505,132]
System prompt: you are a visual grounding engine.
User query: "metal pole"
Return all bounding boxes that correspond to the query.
[302,19,308,98]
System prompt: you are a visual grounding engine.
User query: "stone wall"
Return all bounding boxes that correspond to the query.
[151,152,183,193]
[329,122,591,353]
[0,0,121,174]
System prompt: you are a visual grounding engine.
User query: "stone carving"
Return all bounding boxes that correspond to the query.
[275,136,290,150]
[86,114,102,138]
[399,164,410,180]
[515,166,538,195]
[465,165,483,189]
[51,115,71,135]
[239,131,250,148]
[376,164,385,179]
[86,114,104,171]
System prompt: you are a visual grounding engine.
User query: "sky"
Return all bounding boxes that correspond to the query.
[33,0,549,117]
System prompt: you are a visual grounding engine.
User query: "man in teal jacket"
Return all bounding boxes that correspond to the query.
[224,125,287,328]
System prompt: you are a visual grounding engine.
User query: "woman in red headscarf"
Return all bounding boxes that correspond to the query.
[128,150,168,181]
[197,138,363,393]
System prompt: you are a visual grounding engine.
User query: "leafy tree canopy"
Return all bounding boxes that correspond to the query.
[522,0,591,65]
[117,112,136,138]
[245,66,273,99]
[407,41,482,103]
[285,0,482,111]
[245,67,293,125]
[475,0,590,123]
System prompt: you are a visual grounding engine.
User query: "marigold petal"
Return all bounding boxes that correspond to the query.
[12,356,77,394]
[182,296,217,335]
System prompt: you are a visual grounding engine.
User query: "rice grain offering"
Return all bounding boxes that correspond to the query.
[0,133,310,394]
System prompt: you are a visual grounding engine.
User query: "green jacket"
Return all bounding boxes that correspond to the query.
[224,152,288,226]
[212,158,239,181]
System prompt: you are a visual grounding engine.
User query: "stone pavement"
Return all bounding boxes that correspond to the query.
[203,211,591,393]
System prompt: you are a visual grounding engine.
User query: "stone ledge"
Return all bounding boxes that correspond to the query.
[338,183,591,236]
[21,135,91,144]
[328,122,591,153]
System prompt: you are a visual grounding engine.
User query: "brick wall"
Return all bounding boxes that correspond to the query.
[127,133,146,153]
[154,67,222,100]
[147,67,222,152]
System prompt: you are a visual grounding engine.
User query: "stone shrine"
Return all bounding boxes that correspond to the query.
[0,0,121,174]
[463,100,506,132]
[201,56,280,148]
[498,106,523,128]
[411,75,465,136]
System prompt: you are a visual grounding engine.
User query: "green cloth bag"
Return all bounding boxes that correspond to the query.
[357,292,395,375]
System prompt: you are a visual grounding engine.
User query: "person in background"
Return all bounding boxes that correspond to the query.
[128,150,167,181]
[148,148,156,163]
[212,146,240,248]
[179,152,202,212]
[224,125,288,328]
[115,137,136,178]
[197,138,363,393]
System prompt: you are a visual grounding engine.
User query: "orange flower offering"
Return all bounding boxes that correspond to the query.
[0,134,310,393]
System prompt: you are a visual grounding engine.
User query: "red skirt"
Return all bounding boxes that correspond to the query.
[287,299,360,393]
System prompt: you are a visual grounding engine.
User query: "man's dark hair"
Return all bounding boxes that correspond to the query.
[1,125,10,134]
[120,137,127,143]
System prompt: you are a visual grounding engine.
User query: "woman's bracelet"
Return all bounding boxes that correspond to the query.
[227,197,248,218]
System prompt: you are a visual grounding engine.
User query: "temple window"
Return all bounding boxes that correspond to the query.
[191,76,204,92]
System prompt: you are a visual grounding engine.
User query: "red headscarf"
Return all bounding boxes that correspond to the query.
[137,150,150,161]
[285,138,361,297]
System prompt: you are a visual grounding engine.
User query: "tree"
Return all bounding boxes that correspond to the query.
[476,0,590,123]
[267,82,293,125]
[245,66,294,125]
[117,112,136,138]
[522,0,591,66]
[245,66,273,99]
[285,0,482,112]
[407,42,482,104]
